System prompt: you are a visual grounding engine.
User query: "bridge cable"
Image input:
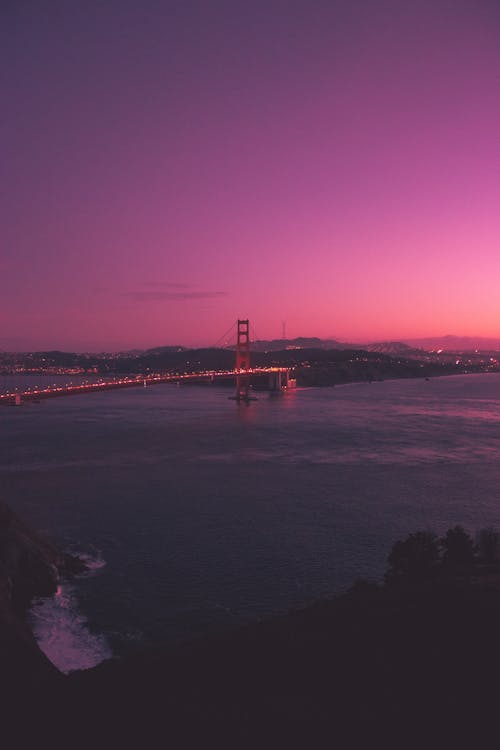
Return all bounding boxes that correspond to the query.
[212,321,237,349]
[249,322,262,344]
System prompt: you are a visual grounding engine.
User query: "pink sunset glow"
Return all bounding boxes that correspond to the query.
[2,0,499,351]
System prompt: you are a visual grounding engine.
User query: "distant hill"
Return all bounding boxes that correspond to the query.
[144,345,187,355]
[248,337,344,352]
[250,339,430,358]
[117,336,500,355]
[402,335,500,352]
[362,341,428,357]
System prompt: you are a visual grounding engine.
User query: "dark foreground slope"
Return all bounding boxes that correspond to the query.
[64,580,500,748]
[3,506,500,748]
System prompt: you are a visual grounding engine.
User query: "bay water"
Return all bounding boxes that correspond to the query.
[2,373,500,670]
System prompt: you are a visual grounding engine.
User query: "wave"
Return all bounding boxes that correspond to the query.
[29,553,112,674]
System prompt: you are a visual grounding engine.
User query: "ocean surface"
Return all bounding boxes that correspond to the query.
[3,373,500,671]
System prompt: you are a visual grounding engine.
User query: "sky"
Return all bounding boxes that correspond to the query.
[2,0,499,351]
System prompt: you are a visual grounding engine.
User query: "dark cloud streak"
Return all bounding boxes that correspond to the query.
[142,282,190,289]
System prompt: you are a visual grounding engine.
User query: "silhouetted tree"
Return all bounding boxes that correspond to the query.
[441,525,475,567]
[385,531,441,583]
[477,527,500,563]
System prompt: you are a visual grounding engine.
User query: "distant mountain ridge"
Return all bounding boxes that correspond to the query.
[3,335,500,360]
[248,337,344,352]
[250,335,500,354]
[362,341,427,357]
[401,335,500,352]
[249,338,427,357]
[144,345,187,355]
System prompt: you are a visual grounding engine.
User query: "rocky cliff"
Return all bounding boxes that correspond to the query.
[0,501,85,705]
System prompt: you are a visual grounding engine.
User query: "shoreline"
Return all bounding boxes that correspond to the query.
[2,358,498,396]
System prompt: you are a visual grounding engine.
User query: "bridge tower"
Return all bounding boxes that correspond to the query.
[235,319,251,401]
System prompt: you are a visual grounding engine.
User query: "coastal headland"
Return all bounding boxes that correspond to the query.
[3,503,500,747]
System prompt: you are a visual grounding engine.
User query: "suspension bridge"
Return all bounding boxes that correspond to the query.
[0,320,293,406]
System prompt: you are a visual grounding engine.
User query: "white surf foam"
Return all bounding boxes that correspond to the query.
[76,552,107,572]
[29,556,112,674]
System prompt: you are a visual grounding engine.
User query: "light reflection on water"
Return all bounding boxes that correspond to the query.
[2,373,500,660]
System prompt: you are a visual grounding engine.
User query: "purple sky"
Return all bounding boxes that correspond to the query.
[2,0,499,351]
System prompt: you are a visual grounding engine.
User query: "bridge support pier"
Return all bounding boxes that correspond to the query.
[268,370,289,392]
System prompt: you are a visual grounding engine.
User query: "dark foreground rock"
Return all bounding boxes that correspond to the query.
[0,501,86,710]
[0,502,86,611]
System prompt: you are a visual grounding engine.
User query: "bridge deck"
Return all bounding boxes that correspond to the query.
[0,369,290,405]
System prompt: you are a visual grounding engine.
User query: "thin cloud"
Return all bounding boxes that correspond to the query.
[142,282,190,289]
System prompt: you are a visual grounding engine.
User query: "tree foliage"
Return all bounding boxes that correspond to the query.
[386,525,500,585]
[477,527,500,563]
[440,525,475,567]
[385,531,441,583]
